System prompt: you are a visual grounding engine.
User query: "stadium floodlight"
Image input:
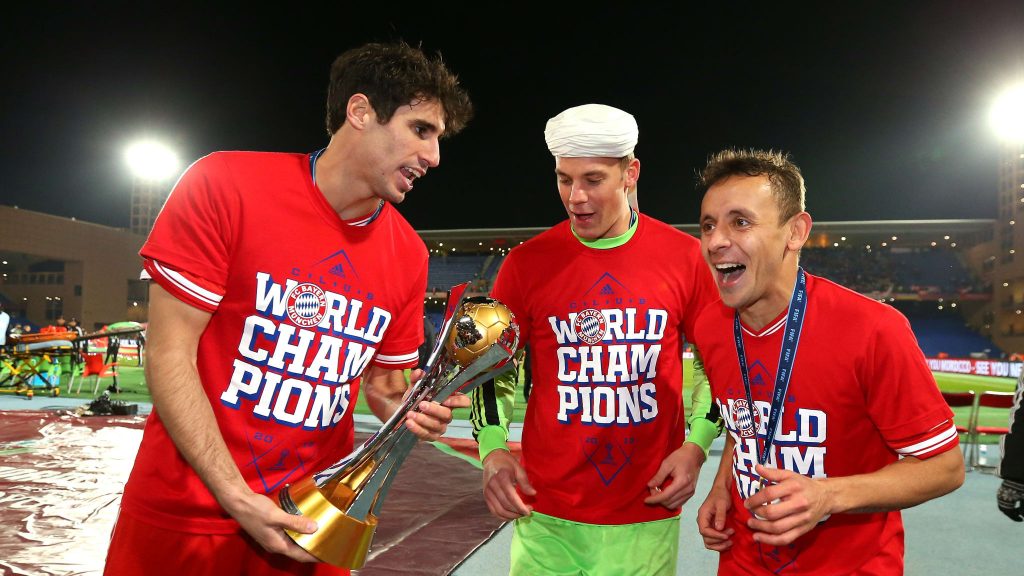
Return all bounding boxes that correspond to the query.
[125,140,180,181]
[990,83,1024,142]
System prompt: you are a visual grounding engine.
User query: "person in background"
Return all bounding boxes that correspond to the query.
[66,318,84,337]
[998,373,1024,521]
[0,303,9,346]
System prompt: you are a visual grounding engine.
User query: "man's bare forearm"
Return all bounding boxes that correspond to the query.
[711,435,735,491]
[822,448,964,514]
[146,285,251,510]
[362,365,408,422]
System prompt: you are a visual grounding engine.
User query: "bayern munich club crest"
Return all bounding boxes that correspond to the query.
[734,398,758,438]
[287,283,327,327]
[574,308,607,345]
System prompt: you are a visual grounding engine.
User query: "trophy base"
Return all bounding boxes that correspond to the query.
[280,476,378,568]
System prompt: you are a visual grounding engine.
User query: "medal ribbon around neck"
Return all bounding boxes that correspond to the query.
[733,267,807,469]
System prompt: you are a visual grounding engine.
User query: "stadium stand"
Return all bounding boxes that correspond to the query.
[801,245,983,297]
[801,246,893,294]
[888,248,978,295]
[894,301,1000,358]
[486,254,506,282]
[423,243,999,357]
[478,254,498,280]
[800,245,997,358]
[427,255,488,293]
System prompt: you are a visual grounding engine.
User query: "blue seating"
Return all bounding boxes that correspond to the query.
[427,255,488,293]
[894,302,1001,358]
[800,246,977,296]
[888,249,974,294]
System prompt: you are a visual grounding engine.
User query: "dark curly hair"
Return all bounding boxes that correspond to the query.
[325,42,473,137]
[698,148,805,224]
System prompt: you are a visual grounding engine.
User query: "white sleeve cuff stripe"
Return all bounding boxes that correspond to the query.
[375,358,416,366]
[896,423,959,456]
[375,351,419,364]
[903,435,957,457]
[152,261,223,306]
[897,422,958,454]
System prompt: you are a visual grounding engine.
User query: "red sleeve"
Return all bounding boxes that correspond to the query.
[371,249,427,370]
[864,306,958,459]
[490,250,528,348]
[680,237,718,347]
[142,259,225,313]
[139,153,237,311]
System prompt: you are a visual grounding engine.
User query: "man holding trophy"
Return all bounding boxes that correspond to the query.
[104,42,473,576]
[471,104,721,575]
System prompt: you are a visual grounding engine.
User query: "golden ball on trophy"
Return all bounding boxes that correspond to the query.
[446,297,518,368]
[280,286,519,568]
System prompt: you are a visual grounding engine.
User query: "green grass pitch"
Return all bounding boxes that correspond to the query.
[41,360,1016,442]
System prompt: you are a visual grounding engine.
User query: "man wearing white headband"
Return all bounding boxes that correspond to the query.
[471,104,721,575]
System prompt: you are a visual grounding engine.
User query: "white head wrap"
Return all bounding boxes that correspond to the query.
[544,104,638,158]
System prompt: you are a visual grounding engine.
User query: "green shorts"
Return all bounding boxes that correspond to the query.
[510,511,680,576]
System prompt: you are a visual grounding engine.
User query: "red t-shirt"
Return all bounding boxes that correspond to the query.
[696,273,958,575]
[122,151,426,533]
[493,215,717,524]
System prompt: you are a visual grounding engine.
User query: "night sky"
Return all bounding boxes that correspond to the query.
[2,2,1022,231]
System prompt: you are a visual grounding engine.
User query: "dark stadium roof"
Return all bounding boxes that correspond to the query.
[417,219,995,255]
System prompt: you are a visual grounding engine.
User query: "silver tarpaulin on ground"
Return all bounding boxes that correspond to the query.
[0,411,504,576]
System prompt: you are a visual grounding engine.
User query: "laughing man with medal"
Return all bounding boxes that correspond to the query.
[693,149,964,575]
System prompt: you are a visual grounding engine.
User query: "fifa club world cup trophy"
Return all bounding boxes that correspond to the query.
[279,282,519,567]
